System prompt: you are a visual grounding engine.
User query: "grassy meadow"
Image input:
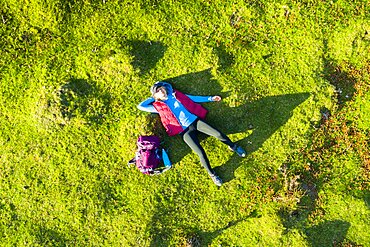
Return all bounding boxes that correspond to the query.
[1,0,369,246]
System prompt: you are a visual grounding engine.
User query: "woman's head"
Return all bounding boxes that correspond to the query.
[151,82,170,100]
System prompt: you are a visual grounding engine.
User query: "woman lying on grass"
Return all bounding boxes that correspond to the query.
[138,81,246,186]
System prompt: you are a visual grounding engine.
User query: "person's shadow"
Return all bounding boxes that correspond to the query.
[160,68,310,183]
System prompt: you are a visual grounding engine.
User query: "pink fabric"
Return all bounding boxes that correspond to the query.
[173,90,208,119]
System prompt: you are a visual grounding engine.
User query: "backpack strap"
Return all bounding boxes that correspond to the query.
[127,157,136,166]
[149,166,172,176]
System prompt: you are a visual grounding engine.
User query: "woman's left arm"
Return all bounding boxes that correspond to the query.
[186,94,222,103]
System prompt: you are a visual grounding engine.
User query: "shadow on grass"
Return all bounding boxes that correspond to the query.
[4,204,69,245]
[275,57,368,246]
[364,191,370,210]
[213,43,235,71]
[125,40,167,75]
[56,0,90,22]
[306,220,351,247]
[188,210,262,247]
[60,78,112,125]
[148,206,259,247]
[213,92,310,182]
[157,69,309,183]
[278,207,352,246]
[33,225,69,246]
[322,58,357,107]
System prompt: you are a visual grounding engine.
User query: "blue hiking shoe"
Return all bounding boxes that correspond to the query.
[210,174,223,186]
[229,145,247,157]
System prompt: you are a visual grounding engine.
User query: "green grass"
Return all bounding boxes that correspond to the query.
[1,0,370,246]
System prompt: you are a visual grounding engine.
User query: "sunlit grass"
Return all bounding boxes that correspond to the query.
[0,0,369,246]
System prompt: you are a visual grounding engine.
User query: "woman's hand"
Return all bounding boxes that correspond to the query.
[212,95,222,102]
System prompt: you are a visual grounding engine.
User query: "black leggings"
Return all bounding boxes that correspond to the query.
[180,119,235,175]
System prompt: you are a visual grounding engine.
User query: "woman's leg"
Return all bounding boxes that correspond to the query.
[181,125,214,175]
[195,119,235,148]
[196,119,247,157]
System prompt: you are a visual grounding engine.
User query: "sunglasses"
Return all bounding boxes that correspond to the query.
[155,86,166,93]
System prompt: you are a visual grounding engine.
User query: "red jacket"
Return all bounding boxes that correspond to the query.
[153,90,208,136]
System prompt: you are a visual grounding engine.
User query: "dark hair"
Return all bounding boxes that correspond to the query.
[150,82,166,96]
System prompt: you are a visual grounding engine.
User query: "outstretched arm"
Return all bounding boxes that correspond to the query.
[186,94,222,103]
[137,97,158,113]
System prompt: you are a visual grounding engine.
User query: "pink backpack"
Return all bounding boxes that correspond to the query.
[128,136,162,175]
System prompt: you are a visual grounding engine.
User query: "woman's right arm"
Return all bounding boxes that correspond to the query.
[137,97,158,113]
